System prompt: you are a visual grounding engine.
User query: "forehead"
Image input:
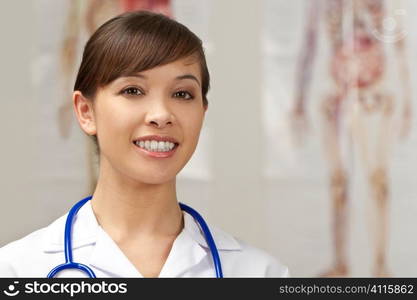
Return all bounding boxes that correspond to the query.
[143,55,201,75]
[114,56,202,84]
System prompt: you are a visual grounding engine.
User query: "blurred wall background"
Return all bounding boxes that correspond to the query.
[0,0,416,277]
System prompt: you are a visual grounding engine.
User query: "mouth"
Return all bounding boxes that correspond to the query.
[132,135,180,158]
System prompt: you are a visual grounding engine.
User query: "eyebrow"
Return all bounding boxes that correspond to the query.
[125,74,201,86]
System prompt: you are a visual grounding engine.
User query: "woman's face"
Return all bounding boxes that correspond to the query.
[74,56,207,185]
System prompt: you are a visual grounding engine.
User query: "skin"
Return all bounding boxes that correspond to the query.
[73,55,207,277]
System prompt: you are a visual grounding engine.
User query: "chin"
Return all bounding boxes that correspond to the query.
[134,171,177,185]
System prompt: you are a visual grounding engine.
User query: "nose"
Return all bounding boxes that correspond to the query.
[145,101,175,129]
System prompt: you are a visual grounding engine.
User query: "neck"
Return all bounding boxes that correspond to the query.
[90,159,183,243]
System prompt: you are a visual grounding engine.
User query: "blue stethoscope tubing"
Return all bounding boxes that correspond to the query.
[47,195,223,278]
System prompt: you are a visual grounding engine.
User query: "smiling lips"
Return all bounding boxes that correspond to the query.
[133,135,179,158]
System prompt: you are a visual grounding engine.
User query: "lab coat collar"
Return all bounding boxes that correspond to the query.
[42,201,99,253]
[43,201,242,276]
[182,212,242,251]
[43,201,242,252]
[88,224,208,277]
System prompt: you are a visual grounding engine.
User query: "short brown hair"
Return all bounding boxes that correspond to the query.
[74,10,209,105]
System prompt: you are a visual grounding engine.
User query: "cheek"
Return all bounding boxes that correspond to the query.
[95,103,136,147]
[182,110,204,146]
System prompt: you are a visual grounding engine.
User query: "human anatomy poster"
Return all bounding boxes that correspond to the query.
[261,0,417,276]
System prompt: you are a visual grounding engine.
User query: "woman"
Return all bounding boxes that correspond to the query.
[0,11,289,278]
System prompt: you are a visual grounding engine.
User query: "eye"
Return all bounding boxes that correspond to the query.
[121,87,144,96]
[173,90,194,100]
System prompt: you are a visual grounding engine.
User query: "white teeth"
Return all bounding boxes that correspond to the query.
[135,140,176,152]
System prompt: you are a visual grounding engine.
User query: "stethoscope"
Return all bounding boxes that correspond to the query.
[47,195,223,278]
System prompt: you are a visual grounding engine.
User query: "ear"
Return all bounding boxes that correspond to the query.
[73,91,97,136]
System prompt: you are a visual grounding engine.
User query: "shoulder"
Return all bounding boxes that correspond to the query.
[210,225,289,277]
[0,227,47,276]
[0,212,67,257]
[0,225,49,253]
[0,214,66,277]
[184,212,289,277]
[225,237,289,277]
[237,238,289,277]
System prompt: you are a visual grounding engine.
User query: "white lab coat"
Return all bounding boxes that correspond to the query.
[0,202,289,277]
